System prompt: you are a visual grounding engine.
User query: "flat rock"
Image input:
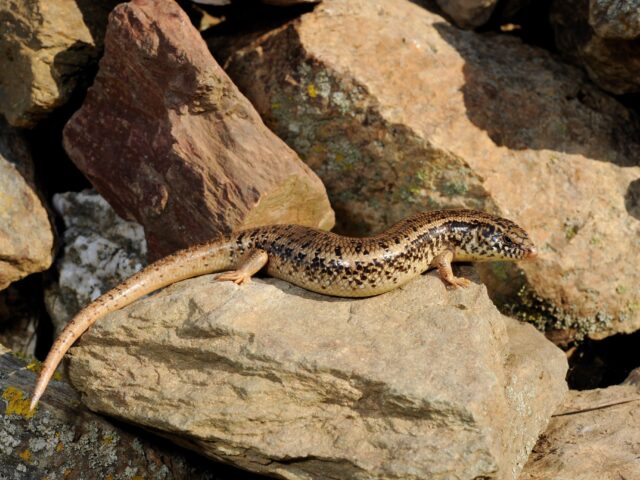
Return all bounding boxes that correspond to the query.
[520,371,640,480]
[0,343,258,479]
[0,119,54,290]
[0,0,118,127]
[63,0,334,259]
[44,190,147,336]
[215,0,640,341]
[68,269,567,480]
[551,0,640,95]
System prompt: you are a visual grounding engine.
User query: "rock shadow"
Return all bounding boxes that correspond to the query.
[626,178,640,220]
[432,21,640,169]
[50,0,119,116]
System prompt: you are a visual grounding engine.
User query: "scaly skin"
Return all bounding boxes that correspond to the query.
[30,209,537,410]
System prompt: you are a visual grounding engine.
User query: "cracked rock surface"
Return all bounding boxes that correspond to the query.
[69,269,567,480]
[520,367,640,480]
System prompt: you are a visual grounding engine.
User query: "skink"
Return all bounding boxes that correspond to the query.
[30,209,537,410]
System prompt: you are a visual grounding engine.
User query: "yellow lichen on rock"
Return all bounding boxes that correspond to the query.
[2,386,36,419]
[19,449,31,462]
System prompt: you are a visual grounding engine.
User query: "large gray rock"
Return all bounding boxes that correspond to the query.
[214,0,640,341]
[44,190,147,336]
[0,0,119,127]
[520,368,640,480]
[0,119,54,290]
[68,269,567,480]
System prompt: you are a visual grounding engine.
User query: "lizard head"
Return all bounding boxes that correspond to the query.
[450,211,538,262]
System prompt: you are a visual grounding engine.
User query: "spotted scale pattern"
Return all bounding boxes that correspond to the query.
[226,209,536,297]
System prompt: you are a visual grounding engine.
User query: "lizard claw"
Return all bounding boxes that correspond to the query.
[446,276,472,289]
[217,271,252,285]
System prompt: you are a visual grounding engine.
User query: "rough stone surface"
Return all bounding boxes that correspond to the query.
[0,0,118,127]
[589,0,640,39]
[0,343,262,479]
[520,372,640,480]
[63,0,334,260]
[215,0,640,341]
[435,0,499,28]
[68,269,568,480]
[0,119,54,290]
[44,190,147,336]
[551,0,640,94]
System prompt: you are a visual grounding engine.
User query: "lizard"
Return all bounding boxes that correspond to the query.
[30,209,537,411]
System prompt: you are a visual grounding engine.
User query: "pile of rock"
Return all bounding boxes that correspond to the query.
[1,0,638,478]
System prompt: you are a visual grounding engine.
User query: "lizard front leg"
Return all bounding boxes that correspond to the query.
[217,249,269,285]
[431,250,472,288]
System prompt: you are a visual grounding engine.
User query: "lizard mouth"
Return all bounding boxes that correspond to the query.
[523,246,538,259]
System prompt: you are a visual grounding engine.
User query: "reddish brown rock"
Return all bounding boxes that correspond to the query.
[216,0,640,340]
[551,0,640,95]
[0,119,54,290]
[0,0,118,127]
[63,0,334,259]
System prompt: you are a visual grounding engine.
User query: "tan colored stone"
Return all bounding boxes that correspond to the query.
[0,119,54,290]
[216,0,640,340]
[63,0,334,259]
[551,0,640,94]
[520,375,640,480]
[0,0,118,127]
[68,270,567,480]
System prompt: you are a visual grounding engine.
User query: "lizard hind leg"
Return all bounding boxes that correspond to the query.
[217,249,269,285]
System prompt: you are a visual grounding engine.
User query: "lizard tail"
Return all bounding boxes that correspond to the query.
[30,238,236,411]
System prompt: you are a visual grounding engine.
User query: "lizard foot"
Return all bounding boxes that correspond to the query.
[445,276,472,289]
[217,271,252,285]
